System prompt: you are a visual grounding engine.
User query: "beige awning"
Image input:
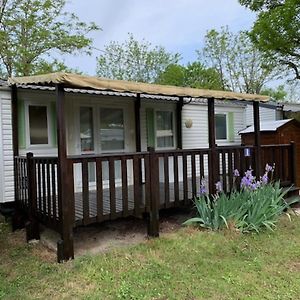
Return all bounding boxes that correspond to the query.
[8,72,270,102]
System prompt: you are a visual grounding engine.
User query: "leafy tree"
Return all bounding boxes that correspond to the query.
[96,34,180,83]
[261,85,287,101]
[239,0,300,80]
[184,62,223,90]
[156,62,223,90]
[156,64,186,86]
[201,28,278,94]
[0,0,100,77]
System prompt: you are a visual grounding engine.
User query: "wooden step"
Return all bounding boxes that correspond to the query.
[283,186,300,198]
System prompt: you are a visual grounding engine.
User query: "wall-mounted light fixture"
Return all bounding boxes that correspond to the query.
[185,119,193,128]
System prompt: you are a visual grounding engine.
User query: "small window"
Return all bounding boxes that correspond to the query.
[156,111,174,148]
[215,114,227,140]
[80,107,94,152]
[100,108,124,151]
[28,105,49,145]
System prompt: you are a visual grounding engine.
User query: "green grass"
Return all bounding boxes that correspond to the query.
[1,215,300,299]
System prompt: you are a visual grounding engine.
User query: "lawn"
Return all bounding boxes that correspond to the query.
[1,215,300,299]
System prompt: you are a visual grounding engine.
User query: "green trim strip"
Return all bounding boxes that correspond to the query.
[146,108,155,148]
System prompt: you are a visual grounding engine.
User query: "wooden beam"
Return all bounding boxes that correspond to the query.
[177,96,184,149]
[253,101,261,177]
[56,84,74,262]
[208,98,217,194]
[135,94,141,152]
[11,84,19,157]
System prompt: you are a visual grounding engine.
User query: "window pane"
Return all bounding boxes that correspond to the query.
[100,108,124,151]
[156,111,174,148]
[80,107,94,152]
[215,114,227,140]
[157,136,174,148]
[29,105,48,145]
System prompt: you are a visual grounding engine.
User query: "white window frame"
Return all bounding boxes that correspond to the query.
[155,109,176,150]
[25,101,52,148]
[215,113,228,141]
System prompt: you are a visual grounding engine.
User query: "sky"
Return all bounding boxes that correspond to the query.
[63,0,257,75]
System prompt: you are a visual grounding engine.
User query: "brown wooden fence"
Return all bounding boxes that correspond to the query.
[14,143,297,236]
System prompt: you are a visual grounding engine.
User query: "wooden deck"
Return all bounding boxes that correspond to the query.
[73,179,198,224]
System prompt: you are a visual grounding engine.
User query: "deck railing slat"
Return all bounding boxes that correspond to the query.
[164,154,170,207]
[96,159,103,222]
[121,157,128,217]
[82,160,89,225]
[109,157,116,219]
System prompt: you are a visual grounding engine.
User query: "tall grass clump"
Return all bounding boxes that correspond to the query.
[184,164,294,232]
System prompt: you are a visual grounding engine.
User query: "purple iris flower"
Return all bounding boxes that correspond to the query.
[261,173,268,185]
[215,181,223,193]
[199,178,207,195]
[233,169,240,177]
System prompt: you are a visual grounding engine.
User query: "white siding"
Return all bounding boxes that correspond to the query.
[0,89,14,203]
[246,104,276,126]
[182,102,246,148]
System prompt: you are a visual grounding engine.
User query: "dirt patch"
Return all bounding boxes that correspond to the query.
[39,211,191,259]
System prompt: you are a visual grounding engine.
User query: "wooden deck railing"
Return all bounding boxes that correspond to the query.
[14,143,297,236]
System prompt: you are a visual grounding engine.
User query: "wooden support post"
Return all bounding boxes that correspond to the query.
[147,147,159,237]
[290,141,297,186]
[25,152,40,241]
[135,94,141,152]
[177,96,184,149]
[56,84,74,262]
[208,98,217,194]
[253,101,261,177]
[135,94,143,185]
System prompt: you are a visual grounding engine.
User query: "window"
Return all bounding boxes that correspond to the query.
[215,114,227,140]
[28,105,49,145]
[156,110,174,148]
[100,108,124,151]
[80,107,94,152]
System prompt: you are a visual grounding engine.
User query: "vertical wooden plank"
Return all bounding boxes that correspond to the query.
[135,94,142,152]
[221,150,227,193]
[133,156,141,216]
[227,150,233,191]
[96,159,103,221]
[46,162,51,219]
[177,97,184,149]
[208,98,217,195]
[56,83,74,261]
[109,157,116,218]
[121,157,128,216]
[42,161,46,220]
[291,142,297,186]
[164,154,170,207]
[253,101,261,178]
[191,153,197,198]
[147,147,159,237]
[144,154,151,212]
[199,153,205,182]
[173,153,179,206]
[82,160,89,224]
[26,152,39,241]
[51,162,57,222]
[37,161,42,214]
[183,153,188,204]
